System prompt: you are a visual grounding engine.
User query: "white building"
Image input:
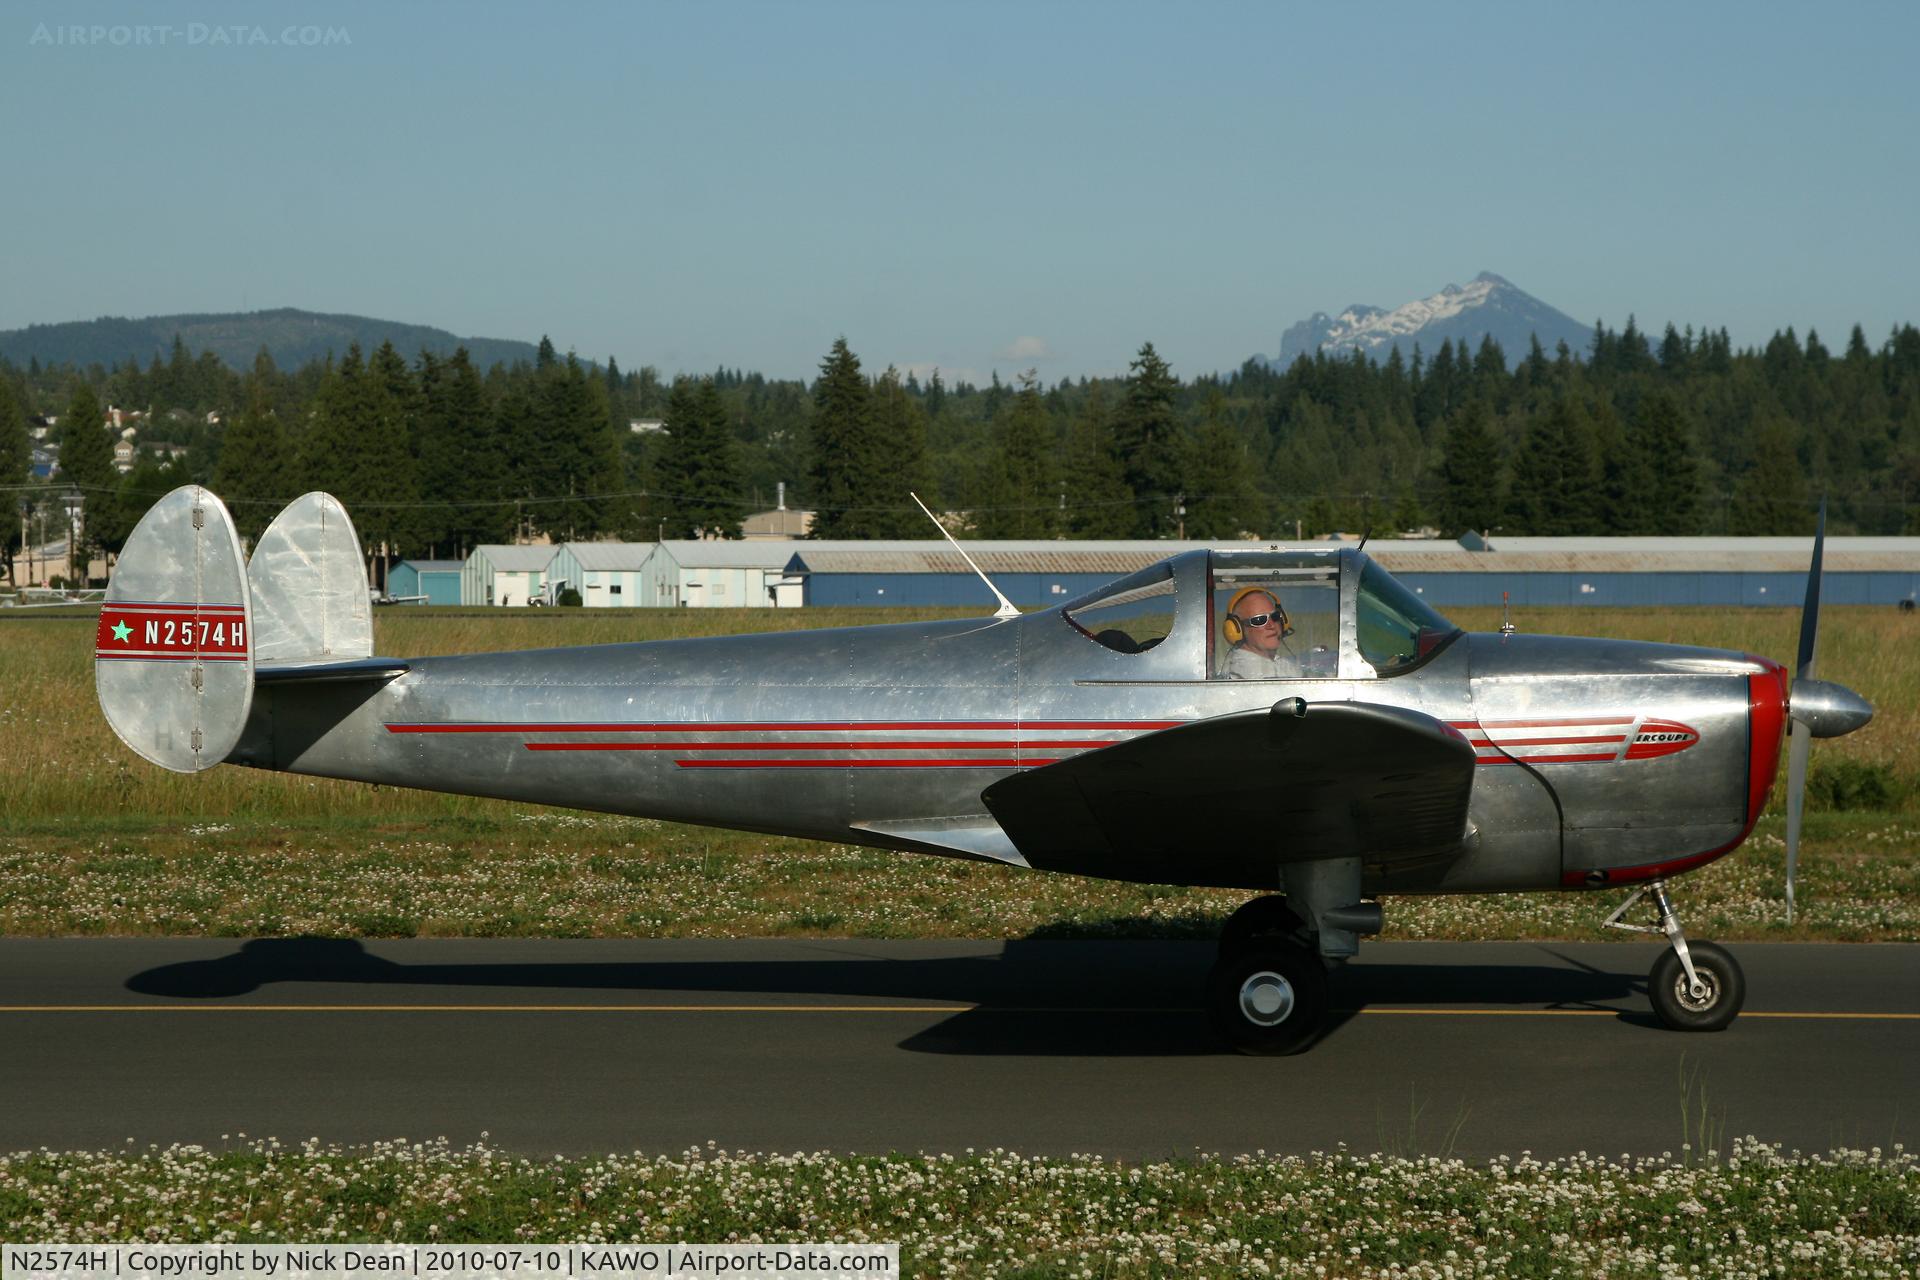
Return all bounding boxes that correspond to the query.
[547,541,656,607]
[463,545,558,607]
[642,540,805,607]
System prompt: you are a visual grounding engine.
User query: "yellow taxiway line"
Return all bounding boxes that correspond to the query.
[0,1004,1915,1019]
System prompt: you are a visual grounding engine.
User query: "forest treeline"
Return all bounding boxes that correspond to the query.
[4,317,1920,579]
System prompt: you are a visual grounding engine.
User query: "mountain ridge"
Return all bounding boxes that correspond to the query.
[1264,272,1592,370]
[0,307,543,372]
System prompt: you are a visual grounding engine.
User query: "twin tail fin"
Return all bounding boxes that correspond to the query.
[95,487,405,774]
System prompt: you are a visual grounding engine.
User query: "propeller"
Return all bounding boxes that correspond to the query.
[1782,499,1875,923]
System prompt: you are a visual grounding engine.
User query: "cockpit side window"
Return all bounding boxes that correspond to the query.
[1063,564,1177,654]
[1356,558,1461,676]
[1210,566,1340,679]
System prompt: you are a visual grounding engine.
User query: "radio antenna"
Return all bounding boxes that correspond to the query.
[910,492,1020,619]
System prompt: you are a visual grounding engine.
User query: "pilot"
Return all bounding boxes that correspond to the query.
[1222,587,1291,679]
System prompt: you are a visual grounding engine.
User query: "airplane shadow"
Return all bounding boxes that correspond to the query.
[124,938,1657,1056]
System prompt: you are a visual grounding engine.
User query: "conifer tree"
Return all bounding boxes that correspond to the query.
[1594,397,1644,534]
[56,380,119,577]
[0,378,28,494]
[417,347,504,555]
[1416,341,1455,428]
[1060,384,1134,537]
[1507,396,1600,534]
[304,345,416,568]
[213,351,292,548]
[1437,399,1502,535]
[973,371,1060,538]
[1114,342,1183,536]
[491,378,538,542]
[658,377,744,539]
[1519,335,1551,393]
[1728,422,1810,535]
[527,353,620,541]
[806,338,884,537]
[2,379,31,582]
[1182,391,1262,539]
[867,366,935,536]
[1627,389,1701,534]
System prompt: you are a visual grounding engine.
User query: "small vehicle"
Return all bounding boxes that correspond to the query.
[94,488,1870,1052]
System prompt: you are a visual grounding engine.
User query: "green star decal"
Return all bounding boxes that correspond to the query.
[110,620,132,643]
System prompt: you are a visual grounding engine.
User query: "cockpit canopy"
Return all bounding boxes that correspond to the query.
[1062,548,1459,680]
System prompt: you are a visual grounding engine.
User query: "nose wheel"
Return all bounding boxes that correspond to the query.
[1605,880,1746,1031]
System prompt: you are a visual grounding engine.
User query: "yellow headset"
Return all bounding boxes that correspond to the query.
[1223,586,1292,645]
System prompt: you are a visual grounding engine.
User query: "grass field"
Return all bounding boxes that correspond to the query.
[3,1138,1915,1276]
[2,603,1916,941]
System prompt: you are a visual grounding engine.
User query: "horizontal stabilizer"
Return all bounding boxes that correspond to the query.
[254,657,411,685]
[982,699,1475,888]
[94,486,253,773]
[249,492,373,664]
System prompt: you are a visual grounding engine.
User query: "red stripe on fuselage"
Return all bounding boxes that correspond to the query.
[672,758,1055,769]
[525,739,1117,752]
[386,719,1183,734]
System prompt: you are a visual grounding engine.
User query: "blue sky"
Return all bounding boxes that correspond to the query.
[4,1,1915,382]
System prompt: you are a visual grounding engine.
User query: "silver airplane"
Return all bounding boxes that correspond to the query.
[95,486,1873,1053]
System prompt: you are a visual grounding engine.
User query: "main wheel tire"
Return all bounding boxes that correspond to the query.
[1207,943,1329,1055]
[1649,941,1745,1032]
[1220,895,1308,957]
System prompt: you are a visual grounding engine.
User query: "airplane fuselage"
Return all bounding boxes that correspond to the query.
[231,606,1781,899]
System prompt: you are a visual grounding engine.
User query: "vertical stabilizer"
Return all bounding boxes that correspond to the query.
[94,485,254,773]
[248,491,373,664]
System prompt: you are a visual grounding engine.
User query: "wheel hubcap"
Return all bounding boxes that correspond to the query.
[1674,968,1719,1012]
[1239,970,1295,1026]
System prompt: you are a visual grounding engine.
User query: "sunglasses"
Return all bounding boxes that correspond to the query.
[1235,612,1279,628]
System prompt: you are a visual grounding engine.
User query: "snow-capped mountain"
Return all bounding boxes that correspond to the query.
[1263,272,1590,370]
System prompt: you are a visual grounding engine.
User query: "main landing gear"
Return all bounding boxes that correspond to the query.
[1604,879,1746,1031]
[1208,895,1328,1055]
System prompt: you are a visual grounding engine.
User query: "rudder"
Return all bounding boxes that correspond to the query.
[94,485,254,773]
[249,491,373,665]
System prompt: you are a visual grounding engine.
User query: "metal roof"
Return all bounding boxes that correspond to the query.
[770,535,1920,577]
[1371,538,1920,574]
[657,540,808,570]
[395,560,465,573]
[471,545,558,572]
[560,541,656,571]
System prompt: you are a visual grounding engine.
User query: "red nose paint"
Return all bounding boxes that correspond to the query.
[1744,654,1790,825]
[1560,657,1790,889]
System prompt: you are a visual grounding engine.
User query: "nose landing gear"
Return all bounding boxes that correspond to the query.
[1605,879,1746,1031]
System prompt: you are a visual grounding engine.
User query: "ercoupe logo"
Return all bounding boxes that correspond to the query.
[1625,719,1700,760]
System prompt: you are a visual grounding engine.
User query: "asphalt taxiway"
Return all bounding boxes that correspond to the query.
[1,938,1914,1158]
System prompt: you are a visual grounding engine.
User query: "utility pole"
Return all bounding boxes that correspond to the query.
[63,490,83,589]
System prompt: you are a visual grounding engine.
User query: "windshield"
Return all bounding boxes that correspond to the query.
[1356,557,1459,675]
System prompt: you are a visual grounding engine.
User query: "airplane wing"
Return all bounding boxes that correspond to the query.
[981,698,1475,888]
